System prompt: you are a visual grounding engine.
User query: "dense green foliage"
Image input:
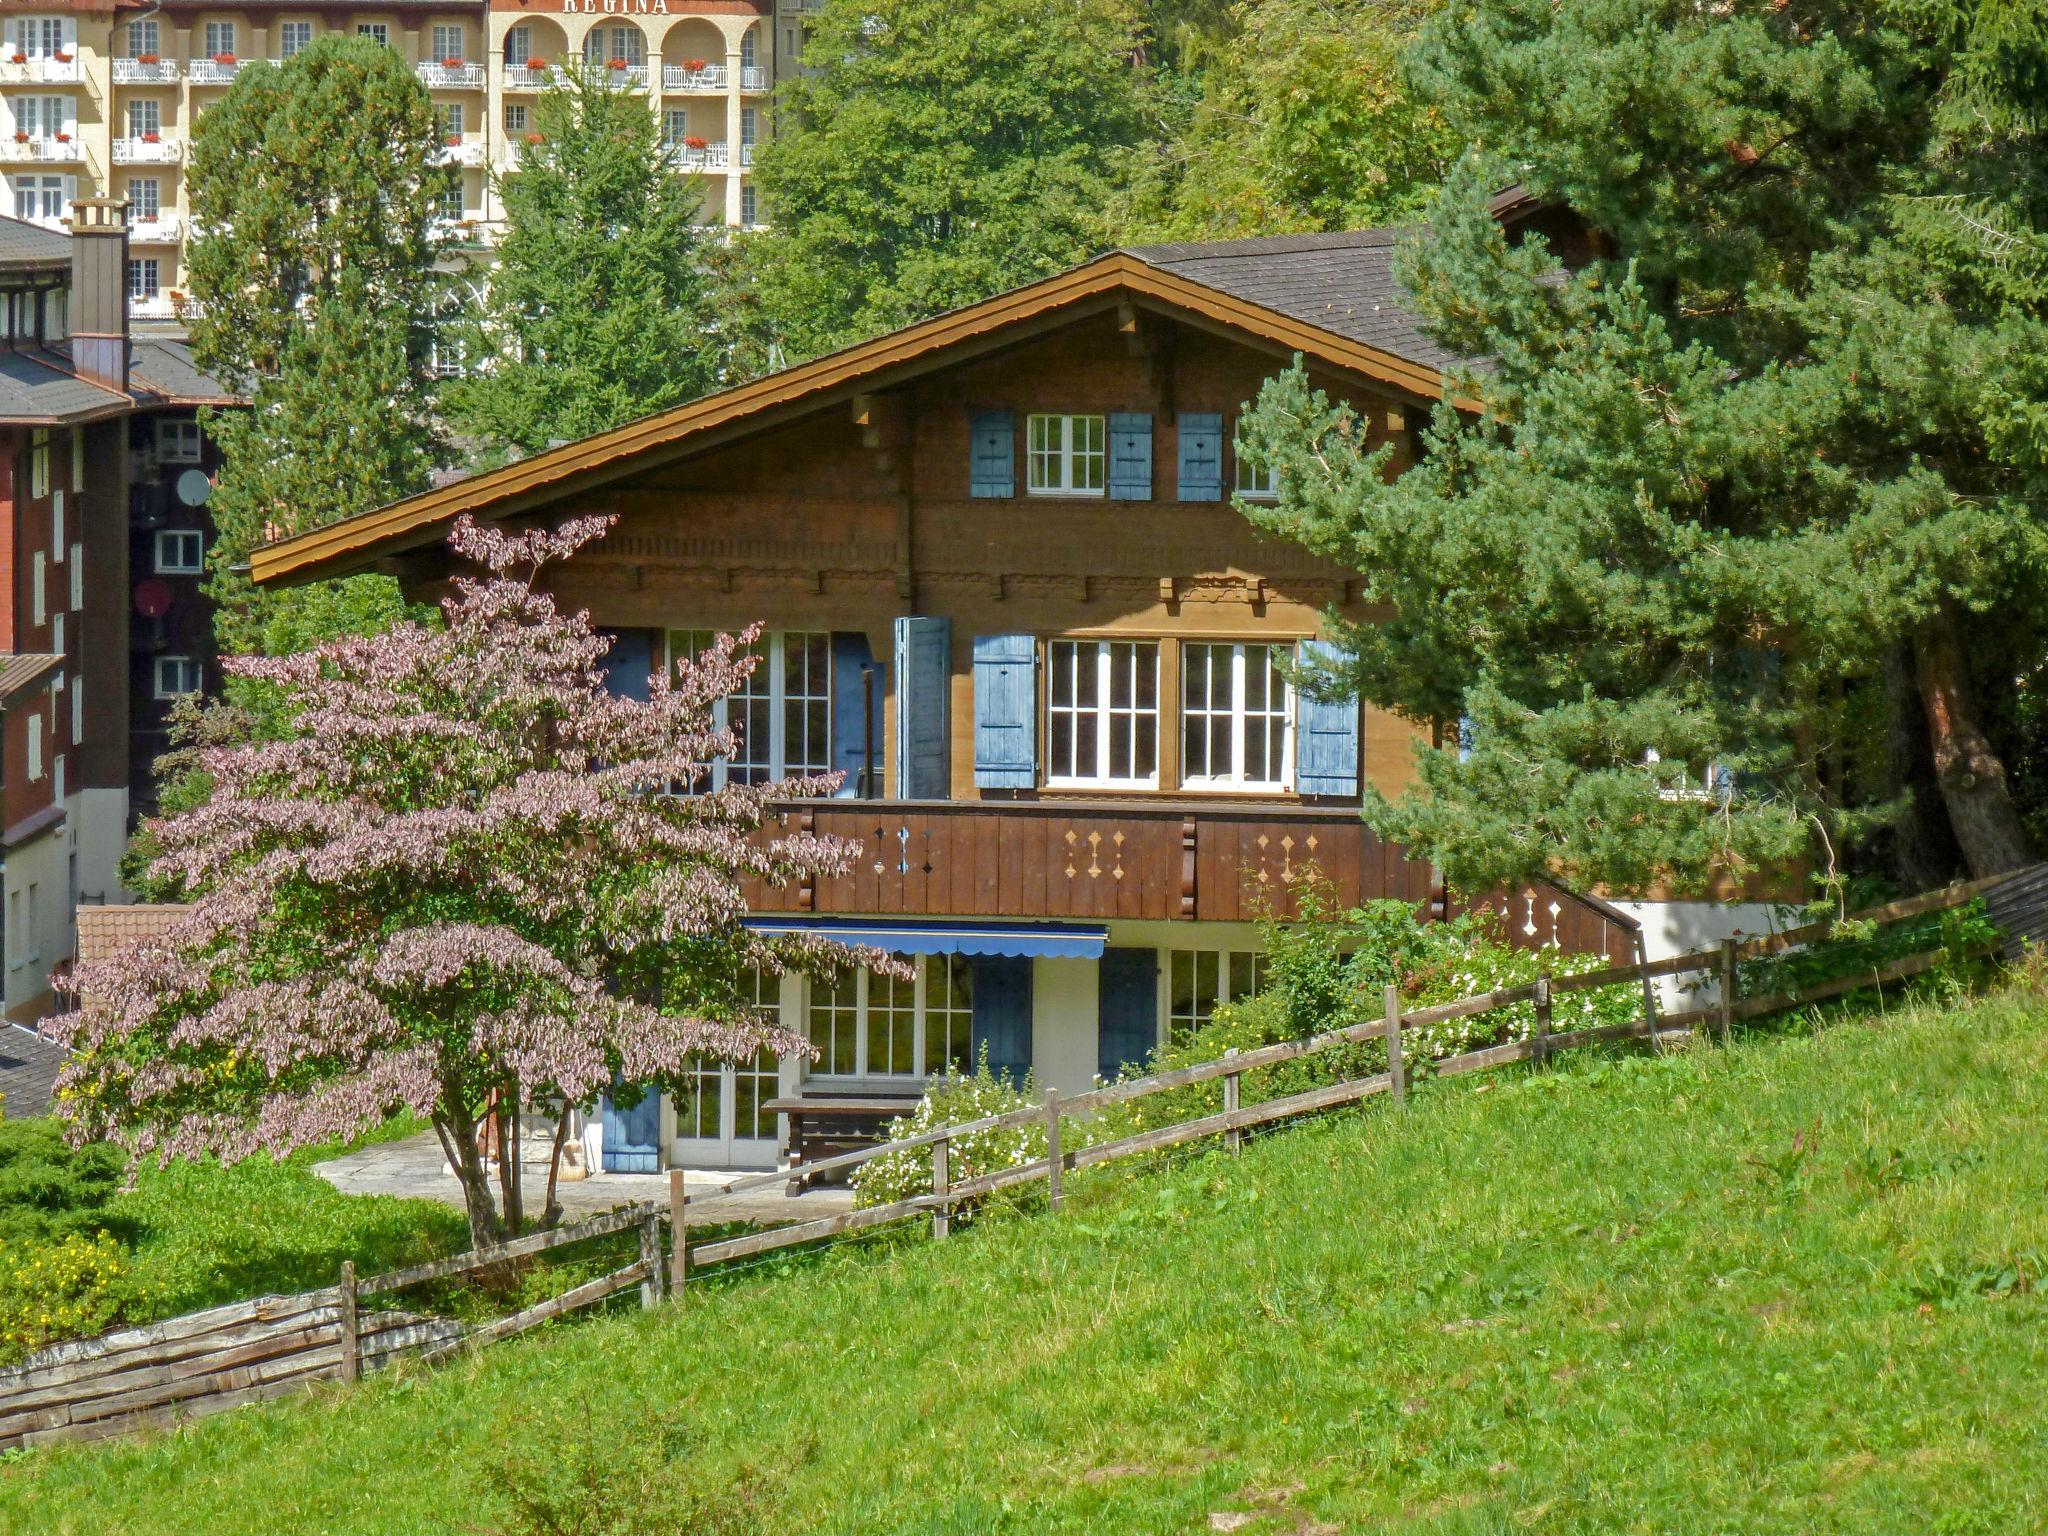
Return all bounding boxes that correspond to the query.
[446,69,721,456]
[750,0,1150,358]
[1239,0,2048,894]
[0,1123,462,1366]
[184,34,445,659]
[9,985,2046,1530]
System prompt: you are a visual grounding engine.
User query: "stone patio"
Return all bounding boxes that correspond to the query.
[314,1129,853,1227]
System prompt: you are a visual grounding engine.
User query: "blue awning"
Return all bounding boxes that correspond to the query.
[744,916,1108,960]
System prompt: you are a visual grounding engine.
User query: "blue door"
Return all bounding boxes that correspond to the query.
[600,1082,661,1173]
[971,955,1033,1087]
[1098,947,1159,1082]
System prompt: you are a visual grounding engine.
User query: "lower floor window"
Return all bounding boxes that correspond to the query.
[675,971,782,1143]
[1168,948,1265,1044]
[667,628,832,785]
[807,954,973,1079]
[153,654,201,698]
[128,258,160,302]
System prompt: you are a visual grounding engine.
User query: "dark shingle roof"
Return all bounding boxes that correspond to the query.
[0,216,71,274]
[1124,227,1462,377]
[0,350,128,424]
[127,337,237,406]
[0,1023,67,1119]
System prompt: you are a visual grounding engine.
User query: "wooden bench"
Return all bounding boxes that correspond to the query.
[766,1095,921,1195]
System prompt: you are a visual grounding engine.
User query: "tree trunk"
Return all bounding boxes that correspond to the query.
[1913,603,2035,879]
[540,1104,573,1230]
[436,1094,505,1251]
[1884,644,1964,890]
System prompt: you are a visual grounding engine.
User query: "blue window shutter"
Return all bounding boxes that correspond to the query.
[1177,412,1223,501]
[969,409,1014,498]
[830,631,884,798]
[1295,639,1360,796]
[970,954,1032,1087]
[597,628,654,701]
[1097,947,1158,1081]
[892,616,951,799]
[1107,411,1153,501]
[600,1078,660,1173]
[972,633,1037,789]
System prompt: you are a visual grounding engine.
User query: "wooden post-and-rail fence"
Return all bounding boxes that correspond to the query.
[6,868,2033,1454]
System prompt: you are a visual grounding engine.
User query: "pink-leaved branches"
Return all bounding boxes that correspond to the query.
[55,514,889,1244]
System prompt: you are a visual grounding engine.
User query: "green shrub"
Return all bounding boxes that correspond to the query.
[0,1116,131,1246]
[850,1052,1045,1216]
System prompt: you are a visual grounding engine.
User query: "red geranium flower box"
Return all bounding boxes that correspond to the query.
[137,52,161,65]
[526,55,545,70]
[213,52,236,66]
[683,135,707,150]
[441,56,464,69]
[682,58,707,72]
[606,57,628,69]
[141,131,161,143]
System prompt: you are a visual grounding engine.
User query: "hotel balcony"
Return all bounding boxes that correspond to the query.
[666,140,729,172]
[662,63,726,92]
[429,216,489,248]
[0,136,83,164]
[130,294,180,320]
[112,136,183,165]
[740,66,767,91]
[434,137,487,168]
[416,60,485,90]
[501,63,572,91]
[129,212,183,243]
[741,800,1639,961]
[0,57,80,85]
[187,58,247,85]
[590,61,650,90]
[112,58,181,85]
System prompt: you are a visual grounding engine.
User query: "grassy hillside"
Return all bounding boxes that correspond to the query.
[6,987,2047,1534]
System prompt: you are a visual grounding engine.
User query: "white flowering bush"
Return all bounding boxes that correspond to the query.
[850,1053,1045,1217]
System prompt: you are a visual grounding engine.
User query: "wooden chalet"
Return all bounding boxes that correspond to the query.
[254,227,1640,1173]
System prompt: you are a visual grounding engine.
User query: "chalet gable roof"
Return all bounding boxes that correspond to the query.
[254,236,1467,588]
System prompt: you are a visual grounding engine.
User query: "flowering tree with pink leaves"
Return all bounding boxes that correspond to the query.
[57,515,883,1246]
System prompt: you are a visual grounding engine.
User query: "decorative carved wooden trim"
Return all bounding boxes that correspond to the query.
[1180,816,1197,919]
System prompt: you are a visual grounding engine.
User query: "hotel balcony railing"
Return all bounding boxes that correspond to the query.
[112,58,182,85]
[187,58,246,85]
[433,137,487,168]
[416,60,485,89]
[587,61,650,89]
[501,63,572,89]
[665,140,729,172]
[113,136,183,165]
[130,293,179,320]
[740,65,767,90]
[662,63,727,92]
[428,216,489,248]
[128,212,183,243]
[0,136,84,164]
[0,57,81,85]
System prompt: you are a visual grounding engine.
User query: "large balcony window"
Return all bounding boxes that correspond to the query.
[1180,643,1293,792]
[667,629,831,786]
[1168,949,1266,1044]
[1047,639,1158,789]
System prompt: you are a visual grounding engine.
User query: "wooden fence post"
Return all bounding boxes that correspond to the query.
[1532,976,1552,1069]
[338,1261,358,1384]
[931,1135,951,1241]
[639,1210,664,1310]
[668,1169,688,1298]
[1045,1088,1064,1213]
[1718,936,1738,1047]
[1384,985,1405,1108]
[1223,1047,1242,1156]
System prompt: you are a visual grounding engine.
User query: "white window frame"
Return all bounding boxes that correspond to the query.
[153,654,201,699]
[436,102,464,139]
[1179,641,1294,792]
[1026,413,1106,497]
[665,629,831,786]
[126,98,160,138]
[430,24,465,62]
[279,21,313,58]
[202,21,236,58]
[12,173,68,226]
[1045,638,1159,789]
[1233,436,1277,500]
[27,711,43,781]
[1167,949,1266,1045]
[504,25,530,64]
[128,257,160,302]
[806,955,974,1083]
[126,175,160,219]
[155,528,204,574]
[503,102,529,135]
[156,418,201,462]
[354,22,389,48]
[126,18,160,58]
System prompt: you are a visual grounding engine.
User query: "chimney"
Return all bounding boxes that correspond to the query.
[68,197,129,393]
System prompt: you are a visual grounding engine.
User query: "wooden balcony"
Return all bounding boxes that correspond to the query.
[749,799,1640,961]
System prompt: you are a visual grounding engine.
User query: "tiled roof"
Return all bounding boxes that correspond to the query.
[126,338,238,407]
[0,349,130,425]
[75,903,191,968]
[0,652,62,704]
[1124,228,1464,378]
[0,1023,68,1120]
[0,215,71,273]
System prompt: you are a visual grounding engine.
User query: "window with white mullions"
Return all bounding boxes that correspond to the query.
[1026,413,1105,496]
[1046,639,1158,788]
[674,971,782,1159]
[806,957,977,1080]
[666,629,832,787]
[1168,949,1266,1045]
[1181,642,1293,791]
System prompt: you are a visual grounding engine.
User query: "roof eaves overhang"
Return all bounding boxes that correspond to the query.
[253,252,1466,588]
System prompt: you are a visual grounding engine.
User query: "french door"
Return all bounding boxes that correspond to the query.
[671,1051,780,1169]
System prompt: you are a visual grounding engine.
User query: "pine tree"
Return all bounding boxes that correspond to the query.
[1238,0,2048,892]
[446,68,719,455]
[748,0,1150,358]
[183,34,449,658]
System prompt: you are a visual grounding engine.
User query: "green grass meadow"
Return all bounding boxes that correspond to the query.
[6,986,2047,1533]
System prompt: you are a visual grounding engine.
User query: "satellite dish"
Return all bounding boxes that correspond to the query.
[174,469,212,507]
[134,579,173,619]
